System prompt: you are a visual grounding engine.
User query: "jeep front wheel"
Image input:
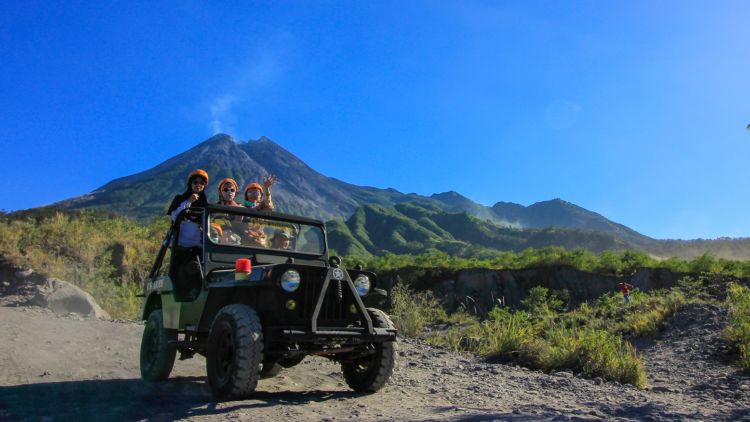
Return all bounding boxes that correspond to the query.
[341,308,396,392]
[206,304,263,398]
[140,310,177,381]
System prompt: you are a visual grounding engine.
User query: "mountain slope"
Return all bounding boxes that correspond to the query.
[55,134,654,243]
[58,135,398,221]
[514,199,653,247]
[327,202,632,256]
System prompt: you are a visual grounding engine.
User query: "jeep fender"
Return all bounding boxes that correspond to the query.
[141,292,162,321]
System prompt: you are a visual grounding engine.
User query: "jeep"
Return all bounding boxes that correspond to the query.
[139,204,396,398]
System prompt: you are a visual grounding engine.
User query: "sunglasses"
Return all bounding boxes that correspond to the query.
[191,179,206,185]
[222,188,236,192]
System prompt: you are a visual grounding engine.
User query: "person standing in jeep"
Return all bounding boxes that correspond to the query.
[216,178,243,207]
[167,169,209,245]
[243,175,276,211]
[167,169,209,290]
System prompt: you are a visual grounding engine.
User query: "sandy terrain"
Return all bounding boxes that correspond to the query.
[1,300,750,421]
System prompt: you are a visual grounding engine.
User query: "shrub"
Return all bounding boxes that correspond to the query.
[725,282,750,369]
[480,309,536,359]
[676,274,715,302]
[615,289,686,337]
[0,210,166,319]
[389,283,448,336]
[521,286,564,319]
[539,327,646,387]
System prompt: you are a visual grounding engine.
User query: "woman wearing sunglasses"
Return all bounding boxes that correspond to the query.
[166,169,209,297]
[167,169,209,246]
[167,169,209,232]
[216,178,242,207]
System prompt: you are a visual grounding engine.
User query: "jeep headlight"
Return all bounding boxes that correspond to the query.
[280,270,301,292]
[353,274,371,296]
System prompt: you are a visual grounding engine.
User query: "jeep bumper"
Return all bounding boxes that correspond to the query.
[277,327,397,344]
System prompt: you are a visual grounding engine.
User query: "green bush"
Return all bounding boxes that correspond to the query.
[539,327,646,387]
[725,282,750,369]
[481,311,536,359]
[0,210,167,319]
[389,283,448,336]
[677,274,713,302]
[424,283,701,387]
[522,286,564,319]
[615,289,686,337]
[428,303,647,387]
[346,248,750,278]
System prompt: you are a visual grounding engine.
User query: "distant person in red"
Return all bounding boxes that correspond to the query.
[618,281,634,303]
[216,178,242,207]
[243,175,276,211]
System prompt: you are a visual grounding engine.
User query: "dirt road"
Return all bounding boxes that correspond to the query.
[1,304,750,421]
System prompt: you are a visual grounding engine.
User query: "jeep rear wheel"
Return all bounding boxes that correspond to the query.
[206,304,263,398]
[140,310,177,381]
[341,308,396,392]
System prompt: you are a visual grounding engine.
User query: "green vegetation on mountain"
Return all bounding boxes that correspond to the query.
[45,134,750,261]
[329,202,626,257]
[332,202,750,262]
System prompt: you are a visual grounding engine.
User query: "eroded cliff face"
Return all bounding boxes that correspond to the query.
[380,265,742,315]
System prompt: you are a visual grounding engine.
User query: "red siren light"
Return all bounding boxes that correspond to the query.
[235,258,252,281]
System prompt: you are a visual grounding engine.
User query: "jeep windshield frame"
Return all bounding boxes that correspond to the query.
[146,205,330,284]
[207,206,326,254]
[199,205,329,271]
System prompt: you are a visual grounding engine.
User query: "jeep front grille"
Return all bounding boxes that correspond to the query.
[295,269,358,327]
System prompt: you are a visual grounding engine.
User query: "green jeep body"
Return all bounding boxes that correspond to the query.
[138,204,396,398]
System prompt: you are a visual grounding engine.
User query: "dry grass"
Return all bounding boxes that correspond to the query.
[725,282,750,369]
[0,210,167,319]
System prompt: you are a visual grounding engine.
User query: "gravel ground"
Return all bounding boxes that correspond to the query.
[1,301,750,421]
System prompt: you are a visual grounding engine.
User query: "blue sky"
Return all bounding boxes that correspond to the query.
[2,1,749,239]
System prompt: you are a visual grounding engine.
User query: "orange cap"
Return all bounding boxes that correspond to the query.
[244,182,263,200]
[187,169,209,185]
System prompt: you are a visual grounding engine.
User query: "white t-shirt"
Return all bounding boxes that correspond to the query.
[171,199,202,248]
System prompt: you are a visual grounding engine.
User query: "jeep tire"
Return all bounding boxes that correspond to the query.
[140,310,177,381]
[206,304,263,398]
[341,308,396,392]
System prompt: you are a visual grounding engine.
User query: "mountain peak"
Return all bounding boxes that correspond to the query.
[199,133,236,148]
[206,133,235,142]
[431,191,469,201]
[529,198,580,210]
[492,200,524,208]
